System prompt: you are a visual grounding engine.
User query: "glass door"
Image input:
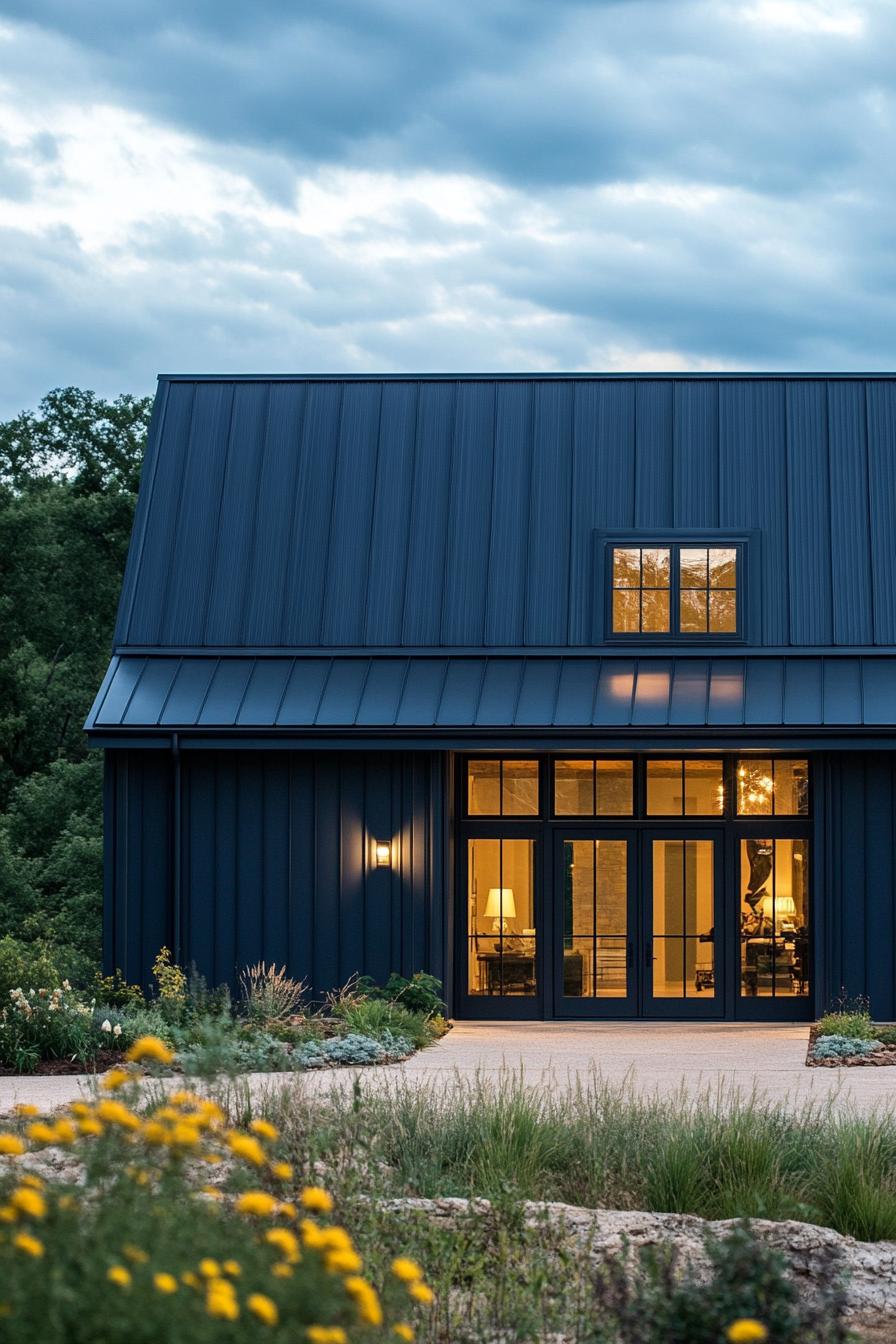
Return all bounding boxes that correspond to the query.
[642,834,723,1018]
[457,833,542,1019]
[553,833,636,1016]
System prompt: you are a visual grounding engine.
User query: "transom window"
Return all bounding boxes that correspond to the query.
[467,759,539,815]
[610,543,739,637]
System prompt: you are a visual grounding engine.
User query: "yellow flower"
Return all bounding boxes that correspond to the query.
[170,1122,201,1148]
[319,1227,352,1252]
[125,1035,174,1065]
[154,1272,178,1294]
[78,1117,104,1137]
[141,1121,168,1146]
[300,1185,333,1213]
[300,1218,325,1249]
[306,1329,348,1344]
[409,1282,434,1305]
[271,1262,293,1278]
[181,1271,199,1288]
[13,1103,39,1117]
[344,1276,383,1326]
[249,1119,279,1141]
[169,1090,201,1107]
[95,1100,140,1131]
[326,1248,363,1274]
[200,1185,224,1200]
[265,1227,300,1261]
[10,1188,46,1219]
[68,1102,91,1117]
[198,1258,221,1279]
[128,1168,150,1187]
[123,1245,149,1264]
[19,1175,44,1189]
[152,1106,182,1124]
[727,1323,769,1344]
[13,1233,44,1258]
[278,1201,297,1219]
[0,1135,25,1156]
[271,1161,293,1180]
[200,1151,223,1165]
[394,1326,415,1342]
[392,1257,423,1283]
[206,1292,239,1321]
[236,1190,278,1216]
[247,1293,279,1326]
[25,1122,57,1145]
[222,1260,241,1277]
[52,1119,76,1145]
[0,1206,16,1223]
[107,1266,132,1288]
[102,1068,131,1091]
[226,1131,266,1166]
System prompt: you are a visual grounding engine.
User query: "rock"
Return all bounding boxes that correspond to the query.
[380,1197,896,1320]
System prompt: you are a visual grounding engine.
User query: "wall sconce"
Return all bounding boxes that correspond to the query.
[374,840,392,868]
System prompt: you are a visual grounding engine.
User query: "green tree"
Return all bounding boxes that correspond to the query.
[0,387,151,971]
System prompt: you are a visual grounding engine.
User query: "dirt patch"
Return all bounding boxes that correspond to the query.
[0,1050,124,1078]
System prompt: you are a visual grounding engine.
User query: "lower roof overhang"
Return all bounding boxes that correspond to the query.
[85,652,896,750]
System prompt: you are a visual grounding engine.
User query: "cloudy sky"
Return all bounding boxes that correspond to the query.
[0,0,893,416]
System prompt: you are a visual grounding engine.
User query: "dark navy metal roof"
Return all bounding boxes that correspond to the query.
[86,655,896,733]
[114,374,896,652]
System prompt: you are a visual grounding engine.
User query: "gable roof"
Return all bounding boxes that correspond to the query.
[116,374,896,653]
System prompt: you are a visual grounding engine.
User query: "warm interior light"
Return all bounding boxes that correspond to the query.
[484,887,516,932]
[374,841,391,868]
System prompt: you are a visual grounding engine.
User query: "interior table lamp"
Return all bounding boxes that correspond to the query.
[484,887,516,934]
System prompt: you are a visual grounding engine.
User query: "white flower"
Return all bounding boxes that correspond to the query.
[100,1019,112,1033]
[112,1024,122,1038]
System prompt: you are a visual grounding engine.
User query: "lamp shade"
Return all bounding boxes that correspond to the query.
[484,887,515,919]
[759,893,796,921]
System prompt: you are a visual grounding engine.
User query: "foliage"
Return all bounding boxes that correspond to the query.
[294,1031,414,1069]
[581,1221,847,1344]
[816,1010,874,1040]
[0,935,61,1007]
[812,1034,881,1060]
[0,1073,432,1342]
[331,996,440,1051]
[239,962,308,1023]
[354,973,446,1018]
[0,981,101,1072]
[93,969,146,1011]
[873,1024,896,1046]
[152,948,187,1007]
[176,1021,292,1080]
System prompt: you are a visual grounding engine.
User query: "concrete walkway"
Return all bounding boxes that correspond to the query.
[2,1022,895,1115]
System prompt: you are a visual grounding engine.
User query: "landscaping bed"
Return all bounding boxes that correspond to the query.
[806,1001,896,1067]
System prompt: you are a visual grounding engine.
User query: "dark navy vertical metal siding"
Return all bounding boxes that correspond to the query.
[106,749,446,997]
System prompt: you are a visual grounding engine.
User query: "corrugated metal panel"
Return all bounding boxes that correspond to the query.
[114,375,896,652]
[89,654,896,730]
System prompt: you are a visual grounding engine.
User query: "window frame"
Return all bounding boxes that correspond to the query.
[594,530,759,644]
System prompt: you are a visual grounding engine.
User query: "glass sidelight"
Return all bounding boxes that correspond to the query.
[650,840,716,999]
[739,839,809,998]
[467,839,536,996]
[561,839,629,998]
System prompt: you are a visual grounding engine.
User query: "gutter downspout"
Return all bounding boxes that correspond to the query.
[172,732,182,965]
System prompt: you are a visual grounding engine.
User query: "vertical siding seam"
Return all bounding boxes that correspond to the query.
[360,384,386,643]
[480,388,499,647]
[564,383,577,645]
[199,386,237,646]
[398,385,423,645]
[119,380,171,643]
[317,383,346,645]
[235,383,273,643]
[780,385,791,645]
[286,755,293,980]
[823,385,834,646]
[311,754,318,994]
[275,387,310,639]
[520,382,536,645]
[862,382,877,644]
[154,384,197,644]
[436,385,460,647]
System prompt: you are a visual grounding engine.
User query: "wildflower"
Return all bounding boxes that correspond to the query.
[26,1122,57,1145]
[278,1201,297,1219]
[394,1326,415,1342]
[409,1282,434,1305]
[727,1324,769,1344]
[13,1233,43,1258]
[271,1161,294,1180]
[300,1185,333,1213]
[107,1266,132,1288]
[113,1023,122,1037]
[200,1185,224,1200]
[0,1135,25,1156]
[181,1271,199,1288]
[392,1257,424,1283]
[226,1131,266,1166]
[265,1227,300,1261]
[271,1262,293,1278]
[19,1175,43,1189]
[128,1168,150,1187]
[0,1207,16,1223]
[169,1090,201,1107]
[300,1219,325,1249]
[344,1276,384,1326]
[248,1293,279,1326]
[206,1278,239,1321]
[102,1068,130,1091]
[249,1118,279,1141]
[13,1104,39,1117]
[52,1119,76,1145]
[78,1117,104,1137]
[125,1034,174,1065]
[319,1227,352,1252]
[123,1245,149,1264]
[69,1102,91,1117]
[101,1019,112,1032]
[95,1100,140,1131]
[198,1258,222,1279]
[154,1273,178,1294]
[236,1190,278,1216]
[306,1330,348,1344]
[141,1121,168,1146]
[222,1260,241,1277]
[327,1248,363,1274]
[10,1188,45,1219]
[170,1122,201,1148]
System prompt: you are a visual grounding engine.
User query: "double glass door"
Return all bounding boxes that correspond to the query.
[554,831,722,1017]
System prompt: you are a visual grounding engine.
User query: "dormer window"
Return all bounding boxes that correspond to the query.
[604,537,744,639]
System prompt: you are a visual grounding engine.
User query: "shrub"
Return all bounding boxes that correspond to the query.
[0,982,101,1072]
[0,1080,432,1341]
[92,968,146,1010]
[873,1024,896,1046]
[813,1034,881,1060]
[294,1031,413,1069]
[0,935,61,1006]
[239,961,307,1022]
[816,1011,874,1040]
[332,996,437,1051]
[152,947,187,1007]
[355,972,446,1018]
[177,1021,292,1079]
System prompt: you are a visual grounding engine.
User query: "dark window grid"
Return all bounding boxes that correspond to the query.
[610,543,741,638]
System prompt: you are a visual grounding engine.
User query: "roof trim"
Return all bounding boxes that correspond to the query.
[157,372,896,384]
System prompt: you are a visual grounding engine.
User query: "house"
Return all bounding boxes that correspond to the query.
[86,374,896,1021]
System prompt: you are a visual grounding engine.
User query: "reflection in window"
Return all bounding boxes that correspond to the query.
[612,547,670,633]
[468,760,539,816]
[646,760,724,815]
[652,839,715,998]
[737,759,808,815]
[554,760,634,816]
[680,548,737,633]
[740,839,809,998]
[562,839,628,997]
[467,839,535,996]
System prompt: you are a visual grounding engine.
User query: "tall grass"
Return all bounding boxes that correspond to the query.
[260,1069,896,1241]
